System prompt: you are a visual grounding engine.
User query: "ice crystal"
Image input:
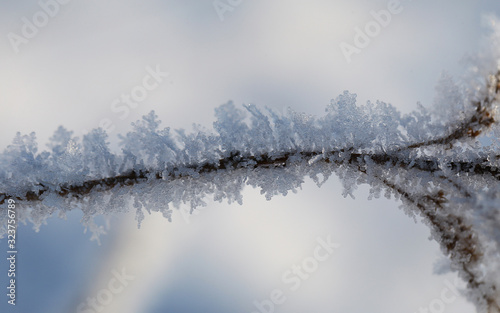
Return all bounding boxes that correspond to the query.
[1,13,500,313]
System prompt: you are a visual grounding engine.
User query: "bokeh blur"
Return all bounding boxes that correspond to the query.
[1,1,499,312]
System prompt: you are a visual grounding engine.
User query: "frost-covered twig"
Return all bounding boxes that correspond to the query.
[2,17,500,313]
[2,69,498,206]
[1,149,499,205]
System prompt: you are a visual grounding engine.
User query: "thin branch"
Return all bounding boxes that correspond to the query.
[377,176,500,311]
[2,72,498,205]
[397,70,499,150]
[1,148,498,205]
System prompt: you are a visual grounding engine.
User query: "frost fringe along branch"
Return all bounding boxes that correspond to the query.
[2,24,500,313]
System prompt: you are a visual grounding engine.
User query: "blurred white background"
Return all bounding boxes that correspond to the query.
[1,1,499,312]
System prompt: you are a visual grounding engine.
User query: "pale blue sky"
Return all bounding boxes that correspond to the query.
[1,1,499,312]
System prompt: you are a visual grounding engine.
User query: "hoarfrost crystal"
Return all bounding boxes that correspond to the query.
[1,13,500,313]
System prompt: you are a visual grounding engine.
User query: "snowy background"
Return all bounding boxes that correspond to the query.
[1,0,499,312]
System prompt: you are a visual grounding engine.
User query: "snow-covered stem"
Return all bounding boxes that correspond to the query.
[2,34,500,313]
[1,150,499,205]
[1,75,498,205]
